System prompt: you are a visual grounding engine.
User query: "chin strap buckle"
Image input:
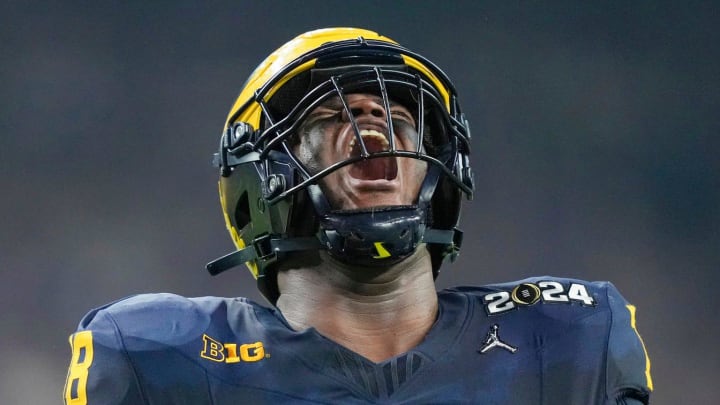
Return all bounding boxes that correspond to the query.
[423,227,463,262]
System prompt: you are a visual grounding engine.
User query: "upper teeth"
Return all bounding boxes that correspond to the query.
[348,129,389,151]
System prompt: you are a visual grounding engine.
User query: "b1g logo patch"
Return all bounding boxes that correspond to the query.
[483,281,596,315]
[200,334,269,363]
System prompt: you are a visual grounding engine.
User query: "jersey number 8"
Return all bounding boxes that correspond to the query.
[64,331,94,405]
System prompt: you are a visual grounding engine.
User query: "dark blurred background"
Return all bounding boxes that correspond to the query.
[2,1,718,403]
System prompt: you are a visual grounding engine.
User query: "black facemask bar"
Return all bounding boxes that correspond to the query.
[220,37,472,196]
[223,66,470,207]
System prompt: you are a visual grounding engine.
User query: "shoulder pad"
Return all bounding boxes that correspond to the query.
[77,293,260,346]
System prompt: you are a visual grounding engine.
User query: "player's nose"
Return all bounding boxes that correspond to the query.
[343,96,386,121]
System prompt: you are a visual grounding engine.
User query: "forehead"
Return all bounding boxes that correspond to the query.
[318,92,414,110]
[345,93,382,103]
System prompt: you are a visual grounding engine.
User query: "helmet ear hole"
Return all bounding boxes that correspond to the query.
[234,192,251,230]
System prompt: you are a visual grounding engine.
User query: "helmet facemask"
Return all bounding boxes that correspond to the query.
[262,66,458,261]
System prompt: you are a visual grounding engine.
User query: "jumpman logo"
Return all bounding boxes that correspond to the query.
[479,324,518,354]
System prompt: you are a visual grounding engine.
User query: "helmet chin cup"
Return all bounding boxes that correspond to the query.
[318,206,424,266]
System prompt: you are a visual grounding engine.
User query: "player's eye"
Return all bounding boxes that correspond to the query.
[390,108,415,127]
[303,105,342,127]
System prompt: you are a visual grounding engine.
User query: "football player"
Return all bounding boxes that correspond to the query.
[64,27,653,404]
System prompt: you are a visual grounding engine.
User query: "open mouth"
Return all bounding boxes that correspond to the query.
[347,130,398,181]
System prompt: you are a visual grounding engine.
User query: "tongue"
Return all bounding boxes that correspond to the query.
[350,159,390,180]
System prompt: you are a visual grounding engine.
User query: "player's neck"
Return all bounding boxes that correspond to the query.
[275,248,438,363]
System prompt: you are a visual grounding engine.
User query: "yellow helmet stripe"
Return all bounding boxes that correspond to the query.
[401,55,451,110]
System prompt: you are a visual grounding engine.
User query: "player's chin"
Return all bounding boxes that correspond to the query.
[336,182,405,206]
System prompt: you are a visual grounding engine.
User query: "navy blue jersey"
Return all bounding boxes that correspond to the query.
[64,277,652,404]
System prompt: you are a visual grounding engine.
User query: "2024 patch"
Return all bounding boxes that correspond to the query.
[483,281,596,315]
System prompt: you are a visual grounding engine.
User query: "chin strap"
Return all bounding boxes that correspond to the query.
[206,226,461,276]
[206,237,323,276]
